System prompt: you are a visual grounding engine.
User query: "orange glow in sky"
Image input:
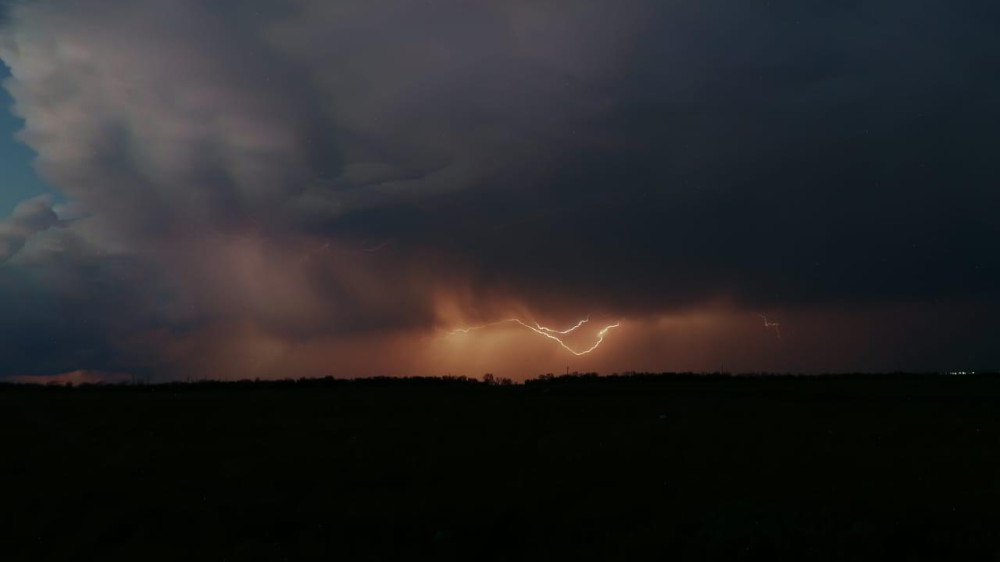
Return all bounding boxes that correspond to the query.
[448,317,621,356]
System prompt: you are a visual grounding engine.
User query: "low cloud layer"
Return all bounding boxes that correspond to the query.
[1,0,998,378]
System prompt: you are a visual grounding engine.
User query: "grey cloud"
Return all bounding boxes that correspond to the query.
[0,195,60,262]
[1,0,641,238]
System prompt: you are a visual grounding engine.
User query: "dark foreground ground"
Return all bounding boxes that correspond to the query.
[4,373,1000,560]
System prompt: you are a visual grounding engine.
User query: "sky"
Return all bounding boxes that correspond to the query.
[0,0,998,381]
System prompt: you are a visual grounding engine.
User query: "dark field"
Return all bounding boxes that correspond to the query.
[4,374,1000,560]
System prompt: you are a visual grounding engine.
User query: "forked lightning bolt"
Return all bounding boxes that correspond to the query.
[448,316,620,356]
[758,313,781,341]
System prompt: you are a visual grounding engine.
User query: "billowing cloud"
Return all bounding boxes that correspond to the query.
[0,0,998,379]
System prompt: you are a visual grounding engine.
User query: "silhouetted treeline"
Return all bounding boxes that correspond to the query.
[3,370,997,392]
[6,367,1000,560]
[0,375,484,392]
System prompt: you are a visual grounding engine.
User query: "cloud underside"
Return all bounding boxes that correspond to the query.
[0,0,998,377]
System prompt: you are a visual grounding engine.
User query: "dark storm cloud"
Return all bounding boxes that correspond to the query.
[0,0,998,377]
[327,0,1000,313]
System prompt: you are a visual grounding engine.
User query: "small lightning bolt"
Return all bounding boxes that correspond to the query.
[448,316,620,356]
[758,313,781,341]
[298,239,392,264]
